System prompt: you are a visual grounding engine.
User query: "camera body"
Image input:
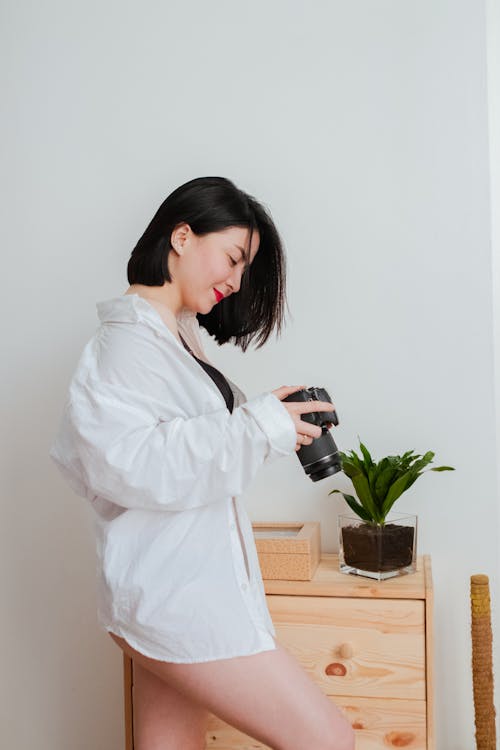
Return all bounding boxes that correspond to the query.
[282,387,341,482]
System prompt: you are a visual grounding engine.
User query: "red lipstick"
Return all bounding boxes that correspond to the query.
[213,288,224,302]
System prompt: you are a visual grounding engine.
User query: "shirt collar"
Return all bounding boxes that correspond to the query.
[96,294,197,325]
[96,295,140,323]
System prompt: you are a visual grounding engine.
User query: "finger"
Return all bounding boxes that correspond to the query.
[297,422,323,439]
[273,385,307,400]
[295,433,314,449]
[295,435,310,450]
[288,400,335,414]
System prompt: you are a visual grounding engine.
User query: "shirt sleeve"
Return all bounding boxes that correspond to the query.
[50,328,297,512]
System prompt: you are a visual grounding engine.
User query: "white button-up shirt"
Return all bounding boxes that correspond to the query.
[50,294,297,663]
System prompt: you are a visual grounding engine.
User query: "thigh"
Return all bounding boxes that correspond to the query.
[132,659,209,750]
[109,631,353,750]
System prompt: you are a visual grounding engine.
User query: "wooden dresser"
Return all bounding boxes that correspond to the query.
[123,553,434,750]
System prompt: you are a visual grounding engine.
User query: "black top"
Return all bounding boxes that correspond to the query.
[179,334,234,414]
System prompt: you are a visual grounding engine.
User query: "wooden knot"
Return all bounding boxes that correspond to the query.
[385,731,416,747]
[325,662,347,677]
[338,642,354,659]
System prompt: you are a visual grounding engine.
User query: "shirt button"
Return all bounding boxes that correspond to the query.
[229,522,236,530]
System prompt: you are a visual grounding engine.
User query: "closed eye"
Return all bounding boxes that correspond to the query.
[228,255,238,266]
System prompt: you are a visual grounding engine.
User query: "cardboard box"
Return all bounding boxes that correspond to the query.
[251,521,321,580]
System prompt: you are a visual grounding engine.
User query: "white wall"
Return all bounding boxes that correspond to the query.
[486,0,500,737]
[2,1,498,748]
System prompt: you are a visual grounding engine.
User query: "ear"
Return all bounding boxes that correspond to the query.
[170,223,191,255]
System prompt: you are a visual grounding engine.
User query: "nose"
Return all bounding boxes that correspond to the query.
[226,265,244,294]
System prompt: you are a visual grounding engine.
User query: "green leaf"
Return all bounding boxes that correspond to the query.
[358,441,374,469]
[334,442,454,521]
[342,494,373,522]
[340,459,363,480]
[400,450,416,461]
[405,472,422,491]
[370,458,384,483]
[366,462,376,488]
[329,490,372,521]
[374,465,399,503]
[351,473,380,522]
[381,470,417,517]
[400,452,421,473]
[368,464,384,510]
[347,450,369,478]
[408,451,435,473]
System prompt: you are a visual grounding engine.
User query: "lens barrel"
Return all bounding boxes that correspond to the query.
[282,387,342,482]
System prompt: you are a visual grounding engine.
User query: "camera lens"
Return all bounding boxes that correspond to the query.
[282,387,342,482]
[295,431,342,482]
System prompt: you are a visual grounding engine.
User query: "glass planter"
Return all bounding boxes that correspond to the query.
[338,511,417,580]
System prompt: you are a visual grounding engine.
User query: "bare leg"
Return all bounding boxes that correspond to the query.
[132,659,209,750]
[109,631,354,750]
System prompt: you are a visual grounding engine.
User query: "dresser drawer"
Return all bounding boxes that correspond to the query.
[206,696,427,749]
[124,555,433,750]
[267,595,426,700]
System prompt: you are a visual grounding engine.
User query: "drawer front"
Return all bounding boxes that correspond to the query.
[206,696,427,749]
[267,595,426,700]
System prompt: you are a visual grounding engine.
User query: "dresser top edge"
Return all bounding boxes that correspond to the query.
[263,553,431,599]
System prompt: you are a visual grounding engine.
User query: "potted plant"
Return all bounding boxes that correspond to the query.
[329,441,454,580]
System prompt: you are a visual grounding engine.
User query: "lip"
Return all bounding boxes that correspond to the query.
[213,288,224,302]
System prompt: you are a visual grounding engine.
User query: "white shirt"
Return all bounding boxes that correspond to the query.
[49,293,298,663]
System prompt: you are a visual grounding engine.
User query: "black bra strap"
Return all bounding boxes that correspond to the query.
[179,334,234,413]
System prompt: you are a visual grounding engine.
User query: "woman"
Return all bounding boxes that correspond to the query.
[50,176,354,750]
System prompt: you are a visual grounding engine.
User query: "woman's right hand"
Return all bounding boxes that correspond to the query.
[271,385,336,452]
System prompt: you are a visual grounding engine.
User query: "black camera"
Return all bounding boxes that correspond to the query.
[282,387,341,482]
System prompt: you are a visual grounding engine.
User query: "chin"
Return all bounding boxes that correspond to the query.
[184,297,207,315]
[206,297,219,313]
[189,292,218,315]
[192,303,212,316]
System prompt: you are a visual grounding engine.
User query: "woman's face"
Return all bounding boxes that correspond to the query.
[170,224,260,314]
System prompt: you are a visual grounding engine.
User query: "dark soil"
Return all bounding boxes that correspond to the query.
[341,523,415,572]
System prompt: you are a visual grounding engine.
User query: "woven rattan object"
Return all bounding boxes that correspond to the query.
[470,574,496,750]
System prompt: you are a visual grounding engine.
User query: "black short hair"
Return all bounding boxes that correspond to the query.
[127,176,288,351]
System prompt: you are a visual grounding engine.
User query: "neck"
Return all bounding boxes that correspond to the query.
[125,282,186,317]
